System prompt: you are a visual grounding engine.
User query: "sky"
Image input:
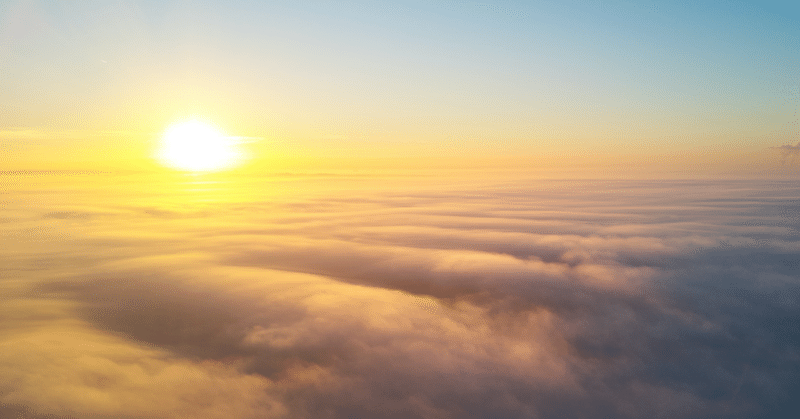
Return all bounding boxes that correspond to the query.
[1,0,798,172]
[2,2,800,419]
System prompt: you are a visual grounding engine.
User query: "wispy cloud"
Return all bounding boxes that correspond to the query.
[774,142,800,163]
[0,128,140,141]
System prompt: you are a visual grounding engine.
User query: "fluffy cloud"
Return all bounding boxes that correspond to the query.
[2,173,799,418]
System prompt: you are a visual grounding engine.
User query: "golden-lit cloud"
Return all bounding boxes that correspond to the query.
[2,173,798,418]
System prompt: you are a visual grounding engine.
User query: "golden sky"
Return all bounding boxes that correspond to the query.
[1,1,798,174]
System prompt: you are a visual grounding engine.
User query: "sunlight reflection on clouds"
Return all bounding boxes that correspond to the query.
[1,172,799,418]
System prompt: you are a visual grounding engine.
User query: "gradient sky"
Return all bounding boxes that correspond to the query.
[1,0,798,171]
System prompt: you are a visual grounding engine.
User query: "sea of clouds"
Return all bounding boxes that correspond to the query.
[1,172,798,419]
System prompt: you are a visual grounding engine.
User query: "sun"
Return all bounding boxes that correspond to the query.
[156,119,242,171]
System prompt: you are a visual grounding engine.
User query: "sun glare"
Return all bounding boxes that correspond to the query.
[157,119,242,171]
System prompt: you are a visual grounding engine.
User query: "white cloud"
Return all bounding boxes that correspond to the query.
[2,174,798,418]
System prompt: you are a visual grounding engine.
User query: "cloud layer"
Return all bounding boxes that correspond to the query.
[2,173,799,418]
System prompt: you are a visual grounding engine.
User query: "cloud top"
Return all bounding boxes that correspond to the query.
[2,173,799,418]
